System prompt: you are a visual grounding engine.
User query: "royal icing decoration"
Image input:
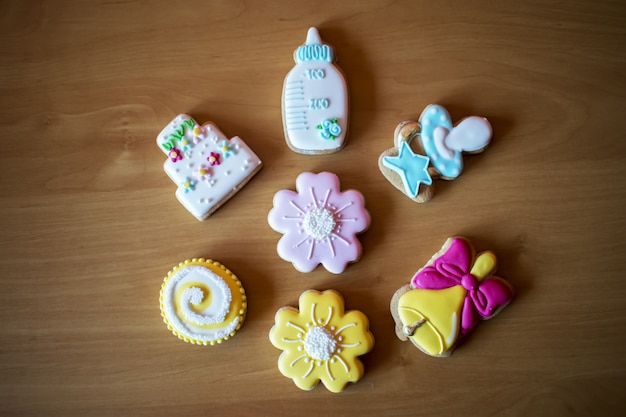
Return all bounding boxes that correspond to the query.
[282,27,349,154]
[156,114,262,220]
[269,290,374,393]
[391,237,514,357]
[268,172,370,274]
[159,259,247,345]
[378,104,492,202]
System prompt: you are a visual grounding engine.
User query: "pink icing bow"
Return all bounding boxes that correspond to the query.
[411,238,513,334]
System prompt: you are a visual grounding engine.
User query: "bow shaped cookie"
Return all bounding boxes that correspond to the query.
[391,237,514,357]
[378,104,492,202]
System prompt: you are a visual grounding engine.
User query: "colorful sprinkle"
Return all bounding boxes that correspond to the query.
[195,164,211,181]
[181,177,197,193]
[219,140,236,158]
[316,118,342,140]
[168,148,183,162]
[193,125,206,144]
[180,138,193,151]
[207,152,221,166]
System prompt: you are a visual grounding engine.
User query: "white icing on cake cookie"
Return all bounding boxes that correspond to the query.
[156,114,262,220]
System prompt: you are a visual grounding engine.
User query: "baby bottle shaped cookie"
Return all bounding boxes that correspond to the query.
[282,27,349,154]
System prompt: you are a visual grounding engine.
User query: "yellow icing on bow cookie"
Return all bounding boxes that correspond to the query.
[398,286,465,356]
[269,290,374,393]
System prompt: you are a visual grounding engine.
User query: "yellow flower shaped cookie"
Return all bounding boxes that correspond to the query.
[269,290,374,393]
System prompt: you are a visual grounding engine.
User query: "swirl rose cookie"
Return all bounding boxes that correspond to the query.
[156,114,262,220]
[378,104,492,202]
[269,290,374,393]
[282,27,349,154]
[159,259,247,345]
[390,237,514,357]
[268,172,370,274]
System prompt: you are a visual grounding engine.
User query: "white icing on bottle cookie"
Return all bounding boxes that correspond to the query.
[282,27,349,154]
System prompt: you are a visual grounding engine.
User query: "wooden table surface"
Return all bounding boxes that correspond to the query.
[1,1,625,416]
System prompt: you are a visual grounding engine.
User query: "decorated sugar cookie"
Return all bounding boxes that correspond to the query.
[269,290,374,393]
[282,27,349,154]
[390,237,514,357]
[378,104,492,202]
[159,259,247,345]
[156,114,262,220]
[268,172,370,274]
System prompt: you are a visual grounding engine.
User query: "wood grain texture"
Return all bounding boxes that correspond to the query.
[1,0,625,415]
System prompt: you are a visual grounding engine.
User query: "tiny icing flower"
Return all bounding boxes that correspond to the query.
[168,148,183,162]
[219,140,236,158]
[207,152,221,166]
[179,137,193,151]
[316,118,342,140]
[192,125,206,144]
[268,172,370,274]
[269,290,374,393]
[195,164,211,181]
[181,177,196,193]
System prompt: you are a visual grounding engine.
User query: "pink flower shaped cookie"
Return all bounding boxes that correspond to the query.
[268,172,370,274]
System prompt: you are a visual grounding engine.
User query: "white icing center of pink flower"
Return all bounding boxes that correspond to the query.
[303,208,336,239]
[303,326,337,360]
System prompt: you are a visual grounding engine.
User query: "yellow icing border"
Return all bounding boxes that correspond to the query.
[159,258,247,346]
[269,289,375,393]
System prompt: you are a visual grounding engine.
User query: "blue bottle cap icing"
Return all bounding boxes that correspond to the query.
[419,105,463,178]
[294,27,334,63]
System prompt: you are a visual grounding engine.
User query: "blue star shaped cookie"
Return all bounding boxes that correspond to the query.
[382,141,432,198]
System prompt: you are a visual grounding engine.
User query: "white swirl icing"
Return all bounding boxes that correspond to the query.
[162,265,240,343]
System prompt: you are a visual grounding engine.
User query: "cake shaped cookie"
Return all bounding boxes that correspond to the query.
[268,172,370,274]
[269,290,374,393]
[379,104,492,202]
[390,237,514,357]
[156,114,262,220]
[159,259,247,345]
[282,27,349,154]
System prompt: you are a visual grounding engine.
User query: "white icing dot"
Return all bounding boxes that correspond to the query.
[430,107,438,114]
[298,346,303,351]
[438,163,446,171]
[303,208,336,240]
[440,114,447,122]
[224,171,231,176]
[431,153,438,161]
[452,168,460,175]
[423,119,431,126]
[303,326,337,361]
[204,143,209,148]
[423,135,430,142]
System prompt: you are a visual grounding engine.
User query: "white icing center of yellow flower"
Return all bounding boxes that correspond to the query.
[303,326,337,360]
[303,208,336,240]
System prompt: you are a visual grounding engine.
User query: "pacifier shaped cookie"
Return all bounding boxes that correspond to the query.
[156,114,262,220]
[390,237,514,357]
[281,27,349,154]
[378,104,492,202]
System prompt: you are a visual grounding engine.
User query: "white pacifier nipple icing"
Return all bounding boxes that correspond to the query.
[282,27,349,154]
